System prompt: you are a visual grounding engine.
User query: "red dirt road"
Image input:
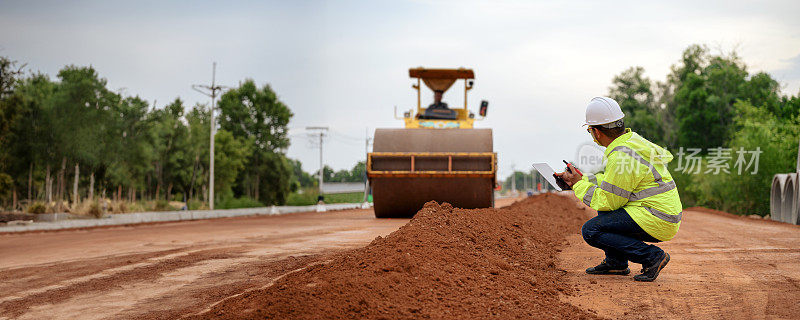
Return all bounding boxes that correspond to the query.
[1,195,800,319]
[560,203,800,319]
[0,198,517,319]
[0,206,410,319]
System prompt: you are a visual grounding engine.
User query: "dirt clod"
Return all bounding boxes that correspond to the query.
[194,194,600,319]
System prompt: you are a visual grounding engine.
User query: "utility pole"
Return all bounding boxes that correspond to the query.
[192,62,227,210]
[510,164,516,194]
[306,126,329,195]
[524,171,528,191]
[363,127,372,203]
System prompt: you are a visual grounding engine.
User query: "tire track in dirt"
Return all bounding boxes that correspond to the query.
[0,247,244,318]
[176,257,334,320]
[0,249,187,300]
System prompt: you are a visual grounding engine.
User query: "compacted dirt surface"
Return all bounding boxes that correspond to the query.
[2,195,800,319]
[560,203,800,320]
[0,205,415,320]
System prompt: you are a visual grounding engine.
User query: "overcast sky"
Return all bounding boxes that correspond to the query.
[2,0,799,179]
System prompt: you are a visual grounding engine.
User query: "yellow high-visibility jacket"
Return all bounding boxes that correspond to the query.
[573,128,682,241]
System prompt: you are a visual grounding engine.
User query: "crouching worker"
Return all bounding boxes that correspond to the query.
[557,97,682,282]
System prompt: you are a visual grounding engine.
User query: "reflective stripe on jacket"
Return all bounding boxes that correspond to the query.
[573,128,682,241]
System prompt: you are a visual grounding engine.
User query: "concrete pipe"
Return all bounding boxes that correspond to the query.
[791,173,800,225]
[782,174,796,224]
[791,142,800,225]
[771,174,788,222]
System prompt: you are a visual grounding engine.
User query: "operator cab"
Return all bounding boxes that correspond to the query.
[401,68,488,129]
[419,89,457,120]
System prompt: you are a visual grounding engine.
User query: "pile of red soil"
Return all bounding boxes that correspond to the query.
[195,193,601,319]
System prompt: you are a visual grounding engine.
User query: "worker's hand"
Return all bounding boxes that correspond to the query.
[556,168,582,187]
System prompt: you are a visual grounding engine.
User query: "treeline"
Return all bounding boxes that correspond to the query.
[502,170,549,192]
[606,44,800,215]
[0,56,318,212]
[320,162,366,183]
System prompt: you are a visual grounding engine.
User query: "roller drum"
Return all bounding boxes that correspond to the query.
[372,177,494,218]
[373,129,493,153]
[371,128,494,218]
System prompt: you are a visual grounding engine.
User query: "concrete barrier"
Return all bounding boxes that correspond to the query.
[0,203,365,233]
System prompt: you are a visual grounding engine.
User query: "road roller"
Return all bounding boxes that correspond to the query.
[367,67,497,218]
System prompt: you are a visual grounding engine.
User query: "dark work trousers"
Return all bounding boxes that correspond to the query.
[581,208,664,267]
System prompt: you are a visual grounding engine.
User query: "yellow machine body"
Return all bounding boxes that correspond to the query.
[367,68,497,218]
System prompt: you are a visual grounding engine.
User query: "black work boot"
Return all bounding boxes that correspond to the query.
[585,259,630,275]
[634,252,670,282]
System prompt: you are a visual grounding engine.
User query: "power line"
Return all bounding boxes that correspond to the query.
[328,129,362,141]
[328,135,363,146]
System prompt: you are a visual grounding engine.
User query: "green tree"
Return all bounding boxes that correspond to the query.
[0,57,24,200]
[217,79,293,204]
[6,73,57,205]
[315,165,335,183]
[349,161,366,182]
[0,56,303,211]
[149,98,192,200]
[331,170,350,182]
[257,152,293,205]
[185,104,211,201]
[632,44,800,214]
[503,171,538,191]
[672,50,749,151]
[328,161,367,183]
[48,65,120,207]
[656,44,708,149]
[288,159,316,191]
[608,66,664,145]
[741,72,784,117]
[212,129,253,200]
[105,96,154,202]
[684,101,800,215]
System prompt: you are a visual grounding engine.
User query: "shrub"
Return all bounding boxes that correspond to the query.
[113,201,128,213]
[87,201,103,218]
[153,199,173,211]
[188,199,208,210]
[27,201,47,214]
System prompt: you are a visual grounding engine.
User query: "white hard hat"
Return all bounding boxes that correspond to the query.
[584,97,625,126]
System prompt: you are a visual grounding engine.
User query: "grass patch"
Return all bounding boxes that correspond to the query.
[215,197,264,209]
[153,199,174,211]
[188,199,208,210]
[286,189,366,206]
[324,192,365,203]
